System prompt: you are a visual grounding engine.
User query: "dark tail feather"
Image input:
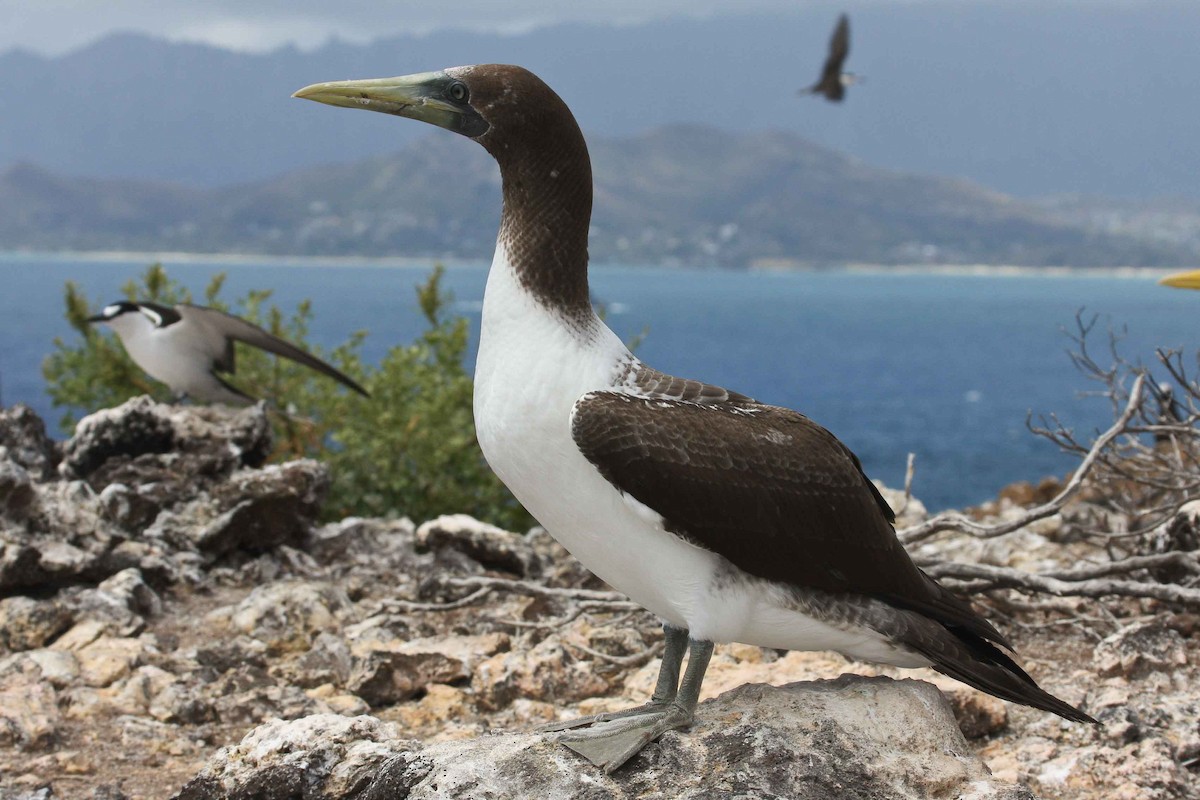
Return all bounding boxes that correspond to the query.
[912,628,1096,724]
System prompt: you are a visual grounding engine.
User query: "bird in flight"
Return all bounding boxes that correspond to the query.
[294,62,1091,773]
[87,301,368,405]
[800,13,863,102]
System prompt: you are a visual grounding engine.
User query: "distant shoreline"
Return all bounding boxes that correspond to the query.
[0,249,1187,280]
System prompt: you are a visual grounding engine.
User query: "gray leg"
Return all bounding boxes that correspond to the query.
[538,624,688,733]
[554,637,715,773]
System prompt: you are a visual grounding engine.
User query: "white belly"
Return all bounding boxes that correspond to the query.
[473,246,928,667]
[473,248,712,628]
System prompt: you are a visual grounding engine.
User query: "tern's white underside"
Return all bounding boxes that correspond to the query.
[102,311,246,405]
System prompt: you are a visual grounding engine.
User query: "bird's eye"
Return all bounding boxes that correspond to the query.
[448,81,469,103]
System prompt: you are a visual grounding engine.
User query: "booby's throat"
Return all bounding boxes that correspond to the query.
[470,66,594,321]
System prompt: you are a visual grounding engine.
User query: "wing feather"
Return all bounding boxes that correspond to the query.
[571,391,1005,646]
[176,304,368,397]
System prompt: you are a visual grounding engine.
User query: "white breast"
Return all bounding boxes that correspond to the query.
[472,244,930,666]
[106,313,238,402]
[473,245,722,630]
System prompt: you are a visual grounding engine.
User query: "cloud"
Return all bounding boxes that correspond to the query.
[0,0,810,56]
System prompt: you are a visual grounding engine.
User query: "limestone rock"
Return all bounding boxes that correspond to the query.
[61,397,273,484]
[0,544,44,593]
[61,397,176,479]
[1094,622,1187,678]
[416,514,539,577]
[5,649,81,689]
[95,567,162,618]
[195,460,329,555]
[998,477,1064,508]
[279,632,353,689]
[0,657,60,751]
[62,568,162,639]
[0,404,60,480]
[0,457,36,520]
[76,636,145,688]
[923,674,1010,739]
[0,597,73,652]
[310,517,417,563]
[344,635,506,707]
[175,677,1032,800]
[473,639,621,711]
[230,581,352,652]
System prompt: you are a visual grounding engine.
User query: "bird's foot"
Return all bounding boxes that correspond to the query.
[536,700,671,733]
[549,704,693,773]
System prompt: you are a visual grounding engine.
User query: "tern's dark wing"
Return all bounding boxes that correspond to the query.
[827,13,850,72]
[176,304,369,397]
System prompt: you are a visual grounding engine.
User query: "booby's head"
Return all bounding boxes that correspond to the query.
[293,65,585,166]
[295,64,594,316]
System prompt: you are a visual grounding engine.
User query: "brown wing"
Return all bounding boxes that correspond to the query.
[177,304,369,397]
[827,13,850,74]
[571,391,1005,645]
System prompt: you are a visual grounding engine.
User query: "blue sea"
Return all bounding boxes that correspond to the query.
[2,253,1196,512]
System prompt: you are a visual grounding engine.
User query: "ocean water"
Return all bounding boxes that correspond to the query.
[2,253,1196,512]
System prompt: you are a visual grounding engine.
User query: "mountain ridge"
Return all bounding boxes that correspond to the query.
[2,125,1193,267]
[2,4,1199,197]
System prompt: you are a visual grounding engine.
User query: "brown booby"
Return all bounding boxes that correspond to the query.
[87,301,368,405]
[294,64,1093,772]
[799,13,862,102]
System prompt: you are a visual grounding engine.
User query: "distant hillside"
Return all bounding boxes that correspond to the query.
[1,3,1199,198]
[1,126,1193,267]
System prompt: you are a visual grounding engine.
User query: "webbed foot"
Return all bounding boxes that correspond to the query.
[554,704,694,773]
[536,700,671,733]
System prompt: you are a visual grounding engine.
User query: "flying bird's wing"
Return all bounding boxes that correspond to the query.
[828,13,850,72]
[816,14,850,98]
[176,304,369,397]
[571,391,1005,646]
[800,14,851,100]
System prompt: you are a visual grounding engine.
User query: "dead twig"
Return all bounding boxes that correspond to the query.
[924,561,1200,606]
[445,575,641,609]
[900,372,1147,545]
[381,586,494,612]
[565,640,664,668]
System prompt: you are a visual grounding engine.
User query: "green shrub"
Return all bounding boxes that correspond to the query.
[43,263,533,530]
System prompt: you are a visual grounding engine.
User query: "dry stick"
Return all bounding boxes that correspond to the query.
[1039,551,1200,581]
[920,551,1200,583]
[446,575,642,609]
[899,373,1147,545]
[566,640,664,668]
[903,452,916,505]
[381,586,494,612]
[923,561,1200,606]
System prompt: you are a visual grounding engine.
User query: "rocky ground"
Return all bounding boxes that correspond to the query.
[1,398,1198,798]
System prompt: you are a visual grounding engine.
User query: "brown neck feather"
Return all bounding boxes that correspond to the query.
[471,67,593,319]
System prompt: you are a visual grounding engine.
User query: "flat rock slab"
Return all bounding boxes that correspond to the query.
[176,675,1036,800]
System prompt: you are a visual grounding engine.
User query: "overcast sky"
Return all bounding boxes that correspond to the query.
[0,1,849,55]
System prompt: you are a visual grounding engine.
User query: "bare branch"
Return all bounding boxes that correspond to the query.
[900,372,1147,544]
[923,561,1200,607]
[446,575,642,609]
[564,641,664,668]
[381,586,494,612]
